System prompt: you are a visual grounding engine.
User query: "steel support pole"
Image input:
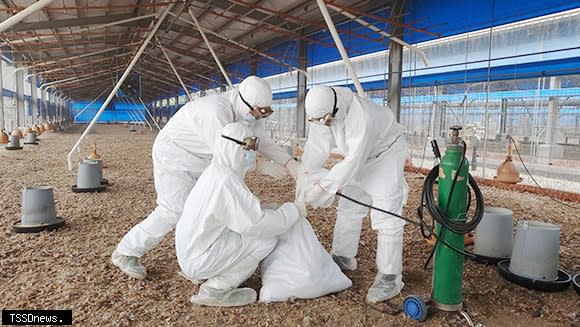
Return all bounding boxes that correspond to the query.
[315,0,364,95]
[15,64,24,127]
[30,75,38,125]
[67,3,175,170]
[388,0,404,123]
[296,33,307,139]
[73,88,108,122]
[0,57,4,130]
[138,97,161,130]
[0,0,55,33]
[157,40,193,101]
[186,7,233,88]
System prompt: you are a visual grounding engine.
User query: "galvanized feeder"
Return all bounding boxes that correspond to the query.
[497,220,572,292]
[5,135,23,150]
[24,131,39,145]
[12,186,65,233]
[472,207,513,264]
[72,160,106,193]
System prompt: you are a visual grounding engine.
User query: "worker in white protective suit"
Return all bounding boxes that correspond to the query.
[298,85,409,303]
[112,76,301,279]
[176,122,306,307]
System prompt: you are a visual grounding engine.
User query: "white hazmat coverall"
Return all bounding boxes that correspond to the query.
[176,123,304,307]
[113,76,297,279]
[300,85,409,303]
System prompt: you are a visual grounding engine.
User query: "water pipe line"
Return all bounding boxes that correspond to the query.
[66,2,176,170]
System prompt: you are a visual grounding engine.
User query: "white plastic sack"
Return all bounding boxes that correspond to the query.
[259,218,352,302]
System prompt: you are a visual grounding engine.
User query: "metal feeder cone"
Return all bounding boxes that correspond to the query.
[495,143,522,184]
[5,135,23,150]
[12,186,65,233]
[23,127,33,136]
[72,160,106,193]
[11,127,23,139]
[24,131,39,145]
[0,129,9,144]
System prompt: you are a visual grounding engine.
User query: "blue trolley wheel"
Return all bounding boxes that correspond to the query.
[403,295,428,321]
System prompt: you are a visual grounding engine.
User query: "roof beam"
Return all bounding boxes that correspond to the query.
[8,13,134,32]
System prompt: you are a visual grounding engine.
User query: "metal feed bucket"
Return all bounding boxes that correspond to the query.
[21,186,58,226]
[474,207,513,259]
[77,160,102,189]
[509,221,560,281]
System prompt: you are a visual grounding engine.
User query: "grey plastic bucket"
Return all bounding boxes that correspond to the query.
[83,159,103,182]
[474,207,513,258]
[21,186,58,225]
[24,131,37,143]
[509,221,560,281]
[8,135,20,147]
[77,160,101,189]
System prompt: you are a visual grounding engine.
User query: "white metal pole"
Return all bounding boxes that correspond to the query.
[0,0,55,33]
[73,88,109,121]
[327,4,429,67]
[157,40,193,101]
[315,0,364,95]
[186,7,233,88]
[138,97,161,130]
[128,98,152,130]
[67,3,175,170]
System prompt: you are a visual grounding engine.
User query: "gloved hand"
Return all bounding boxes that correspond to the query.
[293,200,307,218]
[285,159,303,180]
[256,158,288,179]
[303,182,335,209]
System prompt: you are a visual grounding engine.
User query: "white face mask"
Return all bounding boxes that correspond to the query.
[243,151,257,169]
[243,113,257,125]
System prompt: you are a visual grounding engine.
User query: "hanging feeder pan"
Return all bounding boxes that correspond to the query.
[497,260,571,292]
[573,274,580,296]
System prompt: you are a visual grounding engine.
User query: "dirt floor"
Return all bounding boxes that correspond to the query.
[0,124,578,327]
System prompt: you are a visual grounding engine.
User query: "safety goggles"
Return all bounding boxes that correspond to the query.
[239,92,273,119]
[221,135,260,151]
[308,87,339,126]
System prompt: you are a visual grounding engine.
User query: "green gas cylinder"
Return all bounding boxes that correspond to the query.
[432,126,469,311]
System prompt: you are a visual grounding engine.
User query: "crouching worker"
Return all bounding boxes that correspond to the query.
[175,122,306,307]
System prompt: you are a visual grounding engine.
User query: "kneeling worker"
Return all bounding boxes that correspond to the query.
[175,122,306,307]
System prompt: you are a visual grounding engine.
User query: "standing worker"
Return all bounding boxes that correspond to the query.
[176,122,305,307]
[298,85,409,303]
[112,76,300,279]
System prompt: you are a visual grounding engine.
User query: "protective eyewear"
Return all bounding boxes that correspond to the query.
[308,87,339,126]
[239,92,273,119]
[221,135,260,151]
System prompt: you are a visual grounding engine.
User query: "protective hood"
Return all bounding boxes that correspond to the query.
[305,85,353,123]
[230,75,273,120]
[212,122,254,176]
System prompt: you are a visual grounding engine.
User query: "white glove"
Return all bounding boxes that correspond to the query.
[293,200,307,218]
[303,182,335,209]
[256,158,288,179]
[285,159,303,180]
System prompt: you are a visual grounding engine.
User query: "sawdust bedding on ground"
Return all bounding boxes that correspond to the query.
[0,124,577,326]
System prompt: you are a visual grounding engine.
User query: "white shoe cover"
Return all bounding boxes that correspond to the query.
[331,255,357,271]
[111,250,147,279]
[190,285,257,307]
[366,273,404,303]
